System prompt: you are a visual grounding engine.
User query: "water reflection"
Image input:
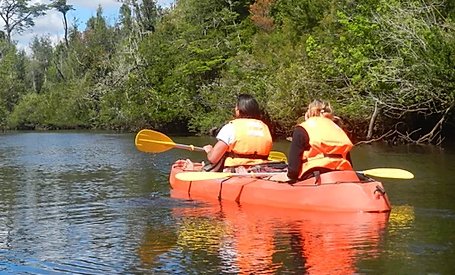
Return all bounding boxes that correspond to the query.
[137,226,178,269]
[170,193,390,274]
[389,205,415,231]
[1,132,454,274]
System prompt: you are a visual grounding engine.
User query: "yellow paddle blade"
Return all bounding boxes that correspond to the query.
[135,129,176,153]
[361,168,414,179]
[269,151,288,163]
[176,172,233,181]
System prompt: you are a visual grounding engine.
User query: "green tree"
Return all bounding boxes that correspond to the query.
[28,36,53,93]
[52,0,74,47]
[129,0,253,132]
[0,0,48,43]
[0,42,26,127]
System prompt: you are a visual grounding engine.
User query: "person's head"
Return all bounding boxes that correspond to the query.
[304,99,334,120]
[235,94,261,119]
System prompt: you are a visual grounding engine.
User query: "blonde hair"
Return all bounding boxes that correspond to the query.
[304,99,334,120]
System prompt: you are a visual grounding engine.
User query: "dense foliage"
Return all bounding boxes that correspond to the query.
[1,0,454,144]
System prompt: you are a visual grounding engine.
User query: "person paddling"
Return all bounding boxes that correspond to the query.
[202,94,273,172]
[275,99,353,182]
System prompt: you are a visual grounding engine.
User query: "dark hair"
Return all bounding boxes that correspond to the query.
[236,94,261,119]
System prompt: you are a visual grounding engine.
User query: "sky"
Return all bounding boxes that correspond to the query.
[2,0,174,52]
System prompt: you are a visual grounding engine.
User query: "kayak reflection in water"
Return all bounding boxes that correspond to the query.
[171,197,390,274]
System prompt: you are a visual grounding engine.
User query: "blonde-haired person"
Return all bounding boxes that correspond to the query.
[285,99,354,182]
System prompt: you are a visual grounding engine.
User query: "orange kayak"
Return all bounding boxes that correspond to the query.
[169,161,392,213]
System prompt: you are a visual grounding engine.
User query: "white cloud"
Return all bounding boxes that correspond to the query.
[17,10,64,52]
[72,0,122,10]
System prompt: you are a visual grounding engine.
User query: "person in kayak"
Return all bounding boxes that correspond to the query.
[285,99,353,182]
[202,94,273,172]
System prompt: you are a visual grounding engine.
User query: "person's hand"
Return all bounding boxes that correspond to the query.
[203,145,213,153]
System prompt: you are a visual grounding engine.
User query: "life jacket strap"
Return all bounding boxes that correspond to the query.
[227,152,269,160]
[323,153,343,158]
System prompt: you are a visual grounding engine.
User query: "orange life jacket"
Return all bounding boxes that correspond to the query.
[224,118,273,167]
[299,117,353,178]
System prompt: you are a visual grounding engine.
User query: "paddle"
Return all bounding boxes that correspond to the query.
[176,168,414,181]
[135,129,288,162]
[176,171,284,181]
[135,129,205,153]
[358,168,414,179]
[268,151,288,162]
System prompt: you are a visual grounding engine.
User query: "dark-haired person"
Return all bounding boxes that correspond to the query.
[203,94,273,172]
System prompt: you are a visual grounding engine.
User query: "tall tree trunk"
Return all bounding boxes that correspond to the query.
[63,13,68,47]
[367,101,380,140]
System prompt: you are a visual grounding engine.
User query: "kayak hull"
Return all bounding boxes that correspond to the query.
[169,162,392,212]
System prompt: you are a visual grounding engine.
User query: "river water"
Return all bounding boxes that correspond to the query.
[0,131,454,274]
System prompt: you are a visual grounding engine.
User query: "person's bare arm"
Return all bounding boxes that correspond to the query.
[203,140,228,164]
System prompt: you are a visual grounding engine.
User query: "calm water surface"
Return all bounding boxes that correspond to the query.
[0,132,454,274]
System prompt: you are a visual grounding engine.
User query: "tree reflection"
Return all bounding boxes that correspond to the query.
[137,226,177,269]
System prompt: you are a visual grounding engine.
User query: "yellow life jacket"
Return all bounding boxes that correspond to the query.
[224,118,273,167]
[299,117,353,178]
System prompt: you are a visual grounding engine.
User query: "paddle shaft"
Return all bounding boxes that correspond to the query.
[174,143,205,151]
[141,139,205,151]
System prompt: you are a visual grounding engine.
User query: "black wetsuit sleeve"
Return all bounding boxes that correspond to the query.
[346,151,353,166]
[287,126,310,181]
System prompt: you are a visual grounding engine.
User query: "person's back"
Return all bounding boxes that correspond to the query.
[298,116,353,177]
[203,94,272,171]
[223,118,272,167]
[287,100,353,181]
